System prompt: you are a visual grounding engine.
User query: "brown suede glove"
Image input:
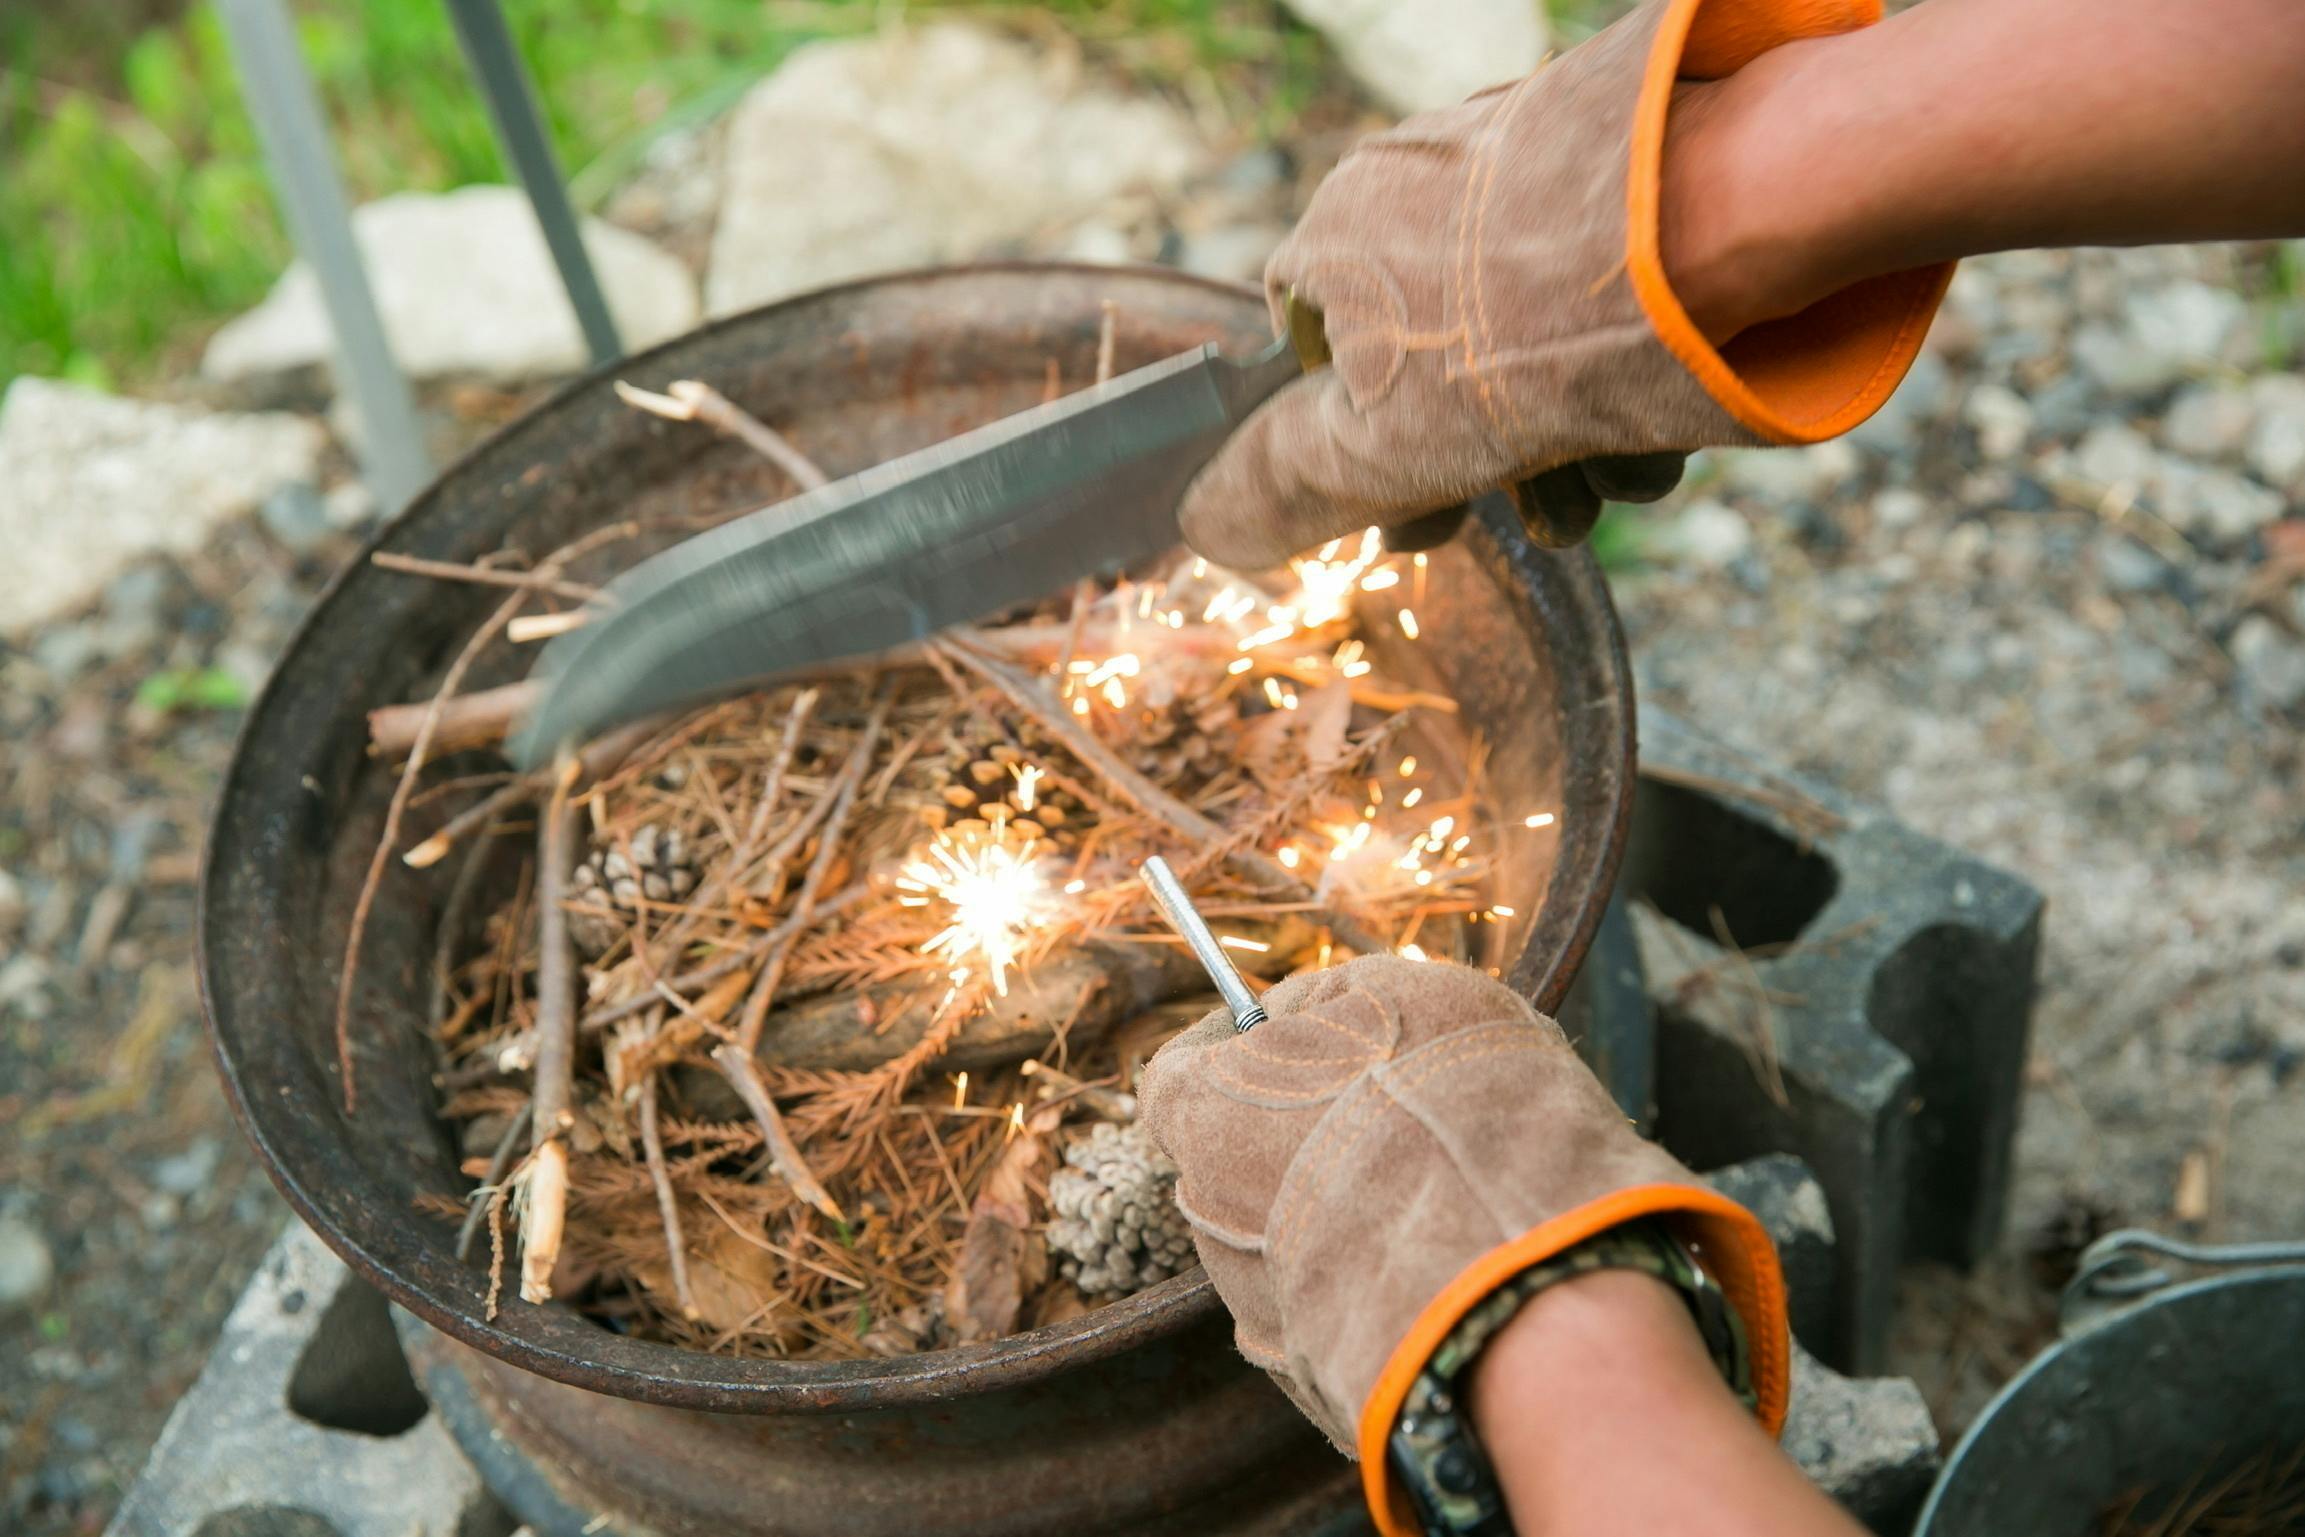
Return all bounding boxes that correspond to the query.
[1138,956,1788,1535]
[1179,0,1953,570]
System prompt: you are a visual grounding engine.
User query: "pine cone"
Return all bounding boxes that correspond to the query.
[1046,1121,1195,1299]
[567,822,696,957]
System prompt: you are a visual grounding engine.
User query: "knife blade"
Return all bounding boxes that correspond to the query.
[509,330,1309,769]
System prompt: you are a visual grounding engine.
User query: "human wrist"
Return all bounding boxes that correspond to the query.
[1658,35,1868,345]
[1466,1267,1717,1438]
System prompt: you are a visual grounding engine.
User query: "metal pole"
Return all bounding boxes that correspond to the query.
[216,0,431,515]
[1138,857,1269,1031]
[444,0,624,366]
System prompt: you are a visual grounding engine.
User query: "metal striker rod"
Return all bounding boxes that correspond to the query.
[215,0,431,516]
[445,0,624,367]
[1138,857,1268,1031]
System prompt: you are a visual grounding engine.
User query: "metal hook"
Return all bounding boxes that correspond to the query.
[2061,1228,2305,1333]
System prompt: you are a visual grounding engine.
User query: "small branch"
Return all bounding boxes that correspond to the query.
[639,1070,699,1319]
[405,718,656,870]
[369,681,543,761]
[370,550,602,605]
[734,690,894,1053]
[616,379,829,491]
[456,1101,534,1261]
[520,755,583,1305]
[936,635,1387,950]
[507,609,598,644]
[579,880,874,1033]
[712,1042,844,1222]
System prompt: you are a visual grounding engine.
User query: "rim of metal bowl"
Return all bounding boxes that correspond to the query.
[197,261,1637,1412]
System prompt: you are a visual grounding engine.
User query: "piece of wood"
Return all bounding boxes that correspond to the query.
[748,924,1307,1076]
[520,757,584,1304]
[712,1042,844,1222]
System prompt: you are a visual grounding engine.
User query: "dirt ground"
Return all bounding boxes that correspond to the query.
[2,171,2301,1537]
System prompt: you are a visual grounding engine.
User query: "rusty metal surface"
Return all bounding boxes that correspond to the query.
[196,264,1633,1519]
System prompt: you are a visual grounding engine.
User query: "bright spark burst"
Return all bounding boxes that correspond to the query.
[1525,812,1556,829]
[897,830,1056,997]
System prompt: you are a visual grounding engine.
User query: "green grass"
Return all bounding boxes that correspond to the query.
[0,1,1320,390]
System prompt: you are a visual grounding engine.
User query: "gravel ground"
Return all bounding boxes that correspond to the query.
[1620,241,2305,1431]
[2,151,2299,1537]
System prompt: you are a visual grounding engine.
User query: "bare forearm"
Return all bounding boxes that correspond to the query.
[1468,1270,1862,1537]
[1665,0,2305,341]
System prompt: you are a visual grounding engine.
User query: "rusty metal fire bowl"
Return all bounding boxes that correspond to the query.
[198,264,1637,1537]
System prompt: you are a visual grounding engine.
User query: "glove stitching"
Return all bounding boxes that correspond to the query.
[1170,1180,1269,1253]
[1269,1027,1553,1263]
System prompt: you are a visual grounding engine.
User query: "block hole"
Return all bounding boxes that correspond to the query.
[1623,778,1838,949]
[193,1509,342,1537]
[286,1279,428,1437]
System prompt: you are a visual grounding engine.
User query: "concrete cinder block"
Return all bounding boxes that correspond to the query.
[1713,1154,1942,1536]
[1628,706,2042,1372]
[106,1222,508,1537]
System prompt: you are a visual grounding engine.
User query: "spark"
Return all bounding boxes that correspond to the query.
[1491,905,1516,918]
[1524,812,1556,829]
[952,1071,969,1108]
[1398,943,1429,961]
[903,829,1056,997]
[1397,608,1421,640]
[1428,815,1456,841]
[1072,696,1091,716]
[1102,677,1128,708]
[1009,1102,1027,1133]
[1360,569,1400,592]
[1011,762,1044,812]
[1398,755,1418,777]
[1063,878,1087,895]
[1192,558,1209,578]
[1227,657,1255,675]
[1415,871,1433,886]
[1263,677,1287,709]
[1277,846,1301,868]
[1401,787,1424,809]
[1289,528,1387,628]
[1220,936,1270,953]
[1085,654,1141,686]
[1280,688,1299,710]
[1239,623,1294,651]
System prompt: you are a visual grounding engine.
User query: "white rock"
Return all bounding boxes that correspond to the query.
[707,25,1204,316]
[2159,383,2255,460]
[1872,489,1929,530]
[2232,616,2305,712]
[1962,383,2034,461]
[2072,422,2157,491]
[0,1216,52,1309]
[2245,374,2305,490]
[204,186,699,386]
[1176,223,1288,284]
[1662,499,1753,568]
[1719,442,1857,505]
[0,379,324,636]
[1282,0,1544,115]
[2125,280,2245,369]
[2156,461,2283,542]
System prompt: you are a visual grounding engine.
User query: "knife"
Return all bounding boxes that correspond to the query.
[510,297,1444,769]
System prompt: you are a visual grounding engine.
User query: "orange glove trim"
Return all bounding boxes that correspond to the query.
[1353,1181,1791,1537]
[1627,0,1955,444]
